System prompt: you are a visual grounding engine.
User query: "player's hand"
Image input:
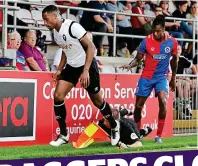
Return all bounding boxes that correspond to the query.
[119,64,131,71]
[79,70,90,88]
[118,141,128,149]
[169,78,176,92]
[53,70,61,82]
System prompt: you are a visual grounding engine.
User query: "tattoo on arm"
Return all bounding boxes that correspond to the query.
[129,58,138,67]
[129,52,144,67]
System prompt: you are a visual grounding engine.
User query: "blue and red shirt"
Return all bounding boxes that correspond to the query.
[0,51,28,71]
[138,34,178,79]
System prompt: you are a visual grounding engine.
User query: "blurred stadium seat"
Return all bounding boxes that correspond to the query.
[16,8,35,25]
[31,10,44,25]
[61,13,77,22]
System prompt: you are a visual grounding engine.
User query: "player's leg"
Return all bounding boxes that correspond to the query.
[50,80,74,146]
[155,77,169,143]
[97,118,111,136]
[86,60,120,146]
[88,91,120,146]
[134,96,147,130]
[50,65,80,147]
[139,126,153,139]
[134,78,153,130]
[155,91,168,143]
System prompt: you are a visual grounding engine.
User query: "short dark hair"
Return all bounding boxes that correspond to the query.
[42,5,59,14]
[173,1,188,8]
[155,5,162,9]
[191,1,197,8]
[159,1,169,8]
[178,0,188,7]
[152,15,165,28]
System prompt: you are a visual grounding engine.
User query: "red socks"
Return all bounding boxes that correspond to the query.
[157,119,165,137]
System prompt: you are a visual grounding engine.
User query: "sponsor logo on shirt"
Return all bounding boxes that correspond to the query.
[152,54,168,60]
[60,44,72,50]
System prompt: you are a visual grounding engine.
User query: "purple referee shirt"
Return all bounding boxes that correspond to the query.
[19,42,46,71]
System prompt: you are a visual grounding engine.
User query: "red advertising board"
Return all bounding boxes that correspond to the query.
[0,71,173,146]
[0,71,53,146]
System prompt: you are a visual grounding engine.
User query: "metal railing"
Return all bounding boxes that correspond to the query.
[1,0,197,57]
[0,2,20,66]
[174,74,198,136]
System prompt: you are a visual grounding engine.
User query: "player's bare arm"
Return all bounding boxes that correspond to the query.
[120,52,144,70]
[169,53,179,91]
[129,52,144,67]
[57,51,67,72]
[79,34,96,88]
[53,51,67,81]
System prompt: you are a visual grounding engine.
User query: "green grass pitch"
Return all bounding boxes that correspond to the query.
[0,136,197,160]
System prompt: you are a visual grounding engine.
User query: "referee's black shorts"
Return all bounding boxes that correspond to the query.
[98,118,140,145]
[59,59,100,94]
[119,118,140,145]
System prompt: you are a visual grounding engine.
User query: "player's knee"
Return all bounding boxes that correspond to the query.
[159,97,167,108]
[54,91,65,102]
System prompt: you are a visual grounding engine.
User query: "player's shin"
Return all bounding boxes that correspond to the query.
[99,100,117,129]
[54,100,67,136]
[99,100,120,145]
[157,98,167,138]
[156,119,165,137]
[134,109,142,130]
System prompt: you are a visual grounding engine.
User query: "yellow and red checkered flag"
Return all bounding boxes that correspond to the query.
[73,122,109,149]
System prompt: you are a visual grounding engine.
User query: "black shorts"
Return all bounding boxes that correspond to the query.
[59,59,100,94]
[98,118,140,145]
[119,118,140,145]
